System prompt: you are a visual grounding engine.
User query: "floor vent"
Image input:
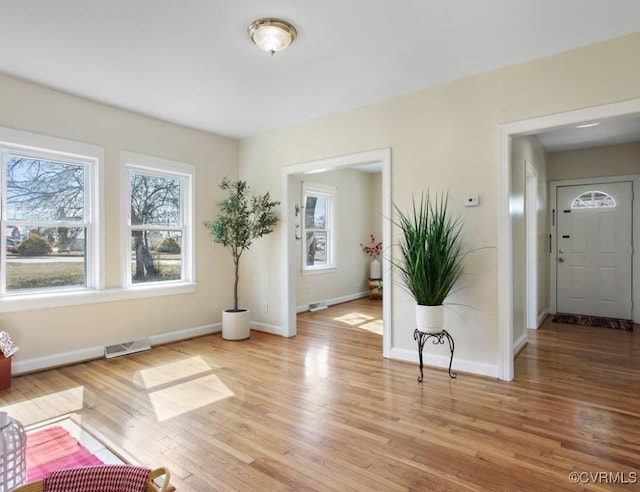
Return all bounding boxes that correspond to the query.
[309,302,328,312]
[104,338,151,359]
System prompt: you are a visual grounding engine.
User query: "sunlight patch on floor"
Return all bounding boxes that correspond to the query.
[360,319,383,335]
[334,312,374,325]
[334,311,382,335]
[0,387,84,426]
[134,356,217,389]
[149,374,234,421]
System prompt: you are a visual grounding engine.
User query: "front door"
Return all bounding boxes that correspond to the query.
[556,181,633,319]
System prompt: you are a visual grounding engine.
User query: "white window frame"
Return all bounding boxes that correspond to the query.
[121,151,195,289]
[302,182,336,274]
[0,126,103,311]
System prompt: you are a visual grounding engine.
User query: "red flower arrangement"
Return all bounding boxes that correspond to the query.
[360,234,382,259]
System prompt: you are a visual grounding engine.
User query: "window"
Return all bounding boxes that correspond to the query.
[0,128,101,297]
[122,152,194,287]
[571,190,616,209]
[302,182,336,271]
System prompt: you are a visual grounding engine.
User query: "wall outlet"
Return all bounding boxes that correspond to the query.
[263,304,269,313]
[464,195,479,207]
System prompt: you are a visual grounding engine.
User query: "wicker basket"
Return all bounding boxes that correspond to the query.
[0,414,26,492]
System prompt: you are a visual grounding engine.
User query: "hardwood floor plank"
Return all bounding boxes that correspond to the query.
[1,298,638,490]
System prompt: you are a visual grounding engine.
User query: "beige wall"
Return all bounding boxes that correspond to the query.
[239,33,640,374]
[547,141,640,181]
[0,73,239,366]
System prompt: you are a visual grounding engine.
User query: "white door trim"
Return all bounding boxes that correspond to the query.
[525,161,538,329]
[497,97,640,381]
[549,176,639,321]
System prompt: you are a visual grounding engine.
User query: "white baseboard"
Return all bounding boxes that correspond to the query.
[389,347,499,379]
[513,332,528,356]
[12,323,219,376]
[148,323,219,346]
[250,321,283,336]
[13,346,105,376]
[296,291,369,313]
[13,319,499,382]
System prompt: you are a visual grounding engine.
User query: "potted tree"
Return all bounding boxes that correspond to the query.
[205,177,280,340]
[393,192,464,333]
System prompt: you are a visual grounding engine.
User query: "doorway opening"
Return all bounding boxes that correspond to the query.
[281,148,392,357]
[497,97,640,381]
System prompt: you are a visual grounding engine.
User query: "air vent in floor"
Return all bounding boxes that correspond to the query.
[104,338,151,359]
[309,302,328,312]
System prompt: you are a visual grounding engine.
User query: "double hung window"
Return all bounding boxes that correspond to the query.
[0,129,100,297]
[302,182,336,272]
[123,152,194,287]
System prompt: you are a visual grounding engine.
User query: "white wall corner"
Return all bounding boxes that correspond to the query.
[537,309,549,328]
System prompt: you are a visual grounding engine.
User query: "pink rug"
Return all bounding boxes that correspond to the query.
[26,425,103,481]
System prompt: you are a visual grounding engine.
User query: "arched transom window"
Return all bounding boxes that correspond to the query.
[571,190,616,209]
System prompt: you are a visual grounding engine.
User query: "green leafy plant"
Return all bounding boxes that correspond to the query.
[393,192,464,306]
[205,177,280,311]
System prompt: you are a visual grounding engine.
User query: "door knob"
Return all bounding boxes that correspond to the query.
[559,249,564,254]
[558,257,564,263]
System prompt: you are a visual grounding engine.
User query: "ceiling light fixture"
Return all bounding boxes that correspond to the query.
[248,18,297,55]
[575,122,601,128]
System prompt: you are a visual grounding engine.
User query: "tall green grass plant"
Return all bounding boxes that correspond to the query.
[394,192,464,306]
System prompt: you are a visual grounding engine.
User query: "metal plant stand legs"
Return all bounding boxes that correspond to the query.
[414,329,457,382]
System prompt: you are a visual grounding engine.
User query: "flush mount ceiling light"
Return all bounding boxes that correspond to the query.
[248,18,297,55]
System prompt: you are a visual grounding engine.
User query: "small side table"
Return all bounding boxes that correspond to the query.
[414,329,457,382]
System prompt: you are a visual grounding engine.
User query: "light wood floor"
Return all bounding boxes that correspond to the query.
[1,299,639,491]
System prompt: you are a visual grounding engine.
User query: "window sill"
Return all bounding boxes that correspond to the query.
[0,282,197,313]
[302,267,337,276]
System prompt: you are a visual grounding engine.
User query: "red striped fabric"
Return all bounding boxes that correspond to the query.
[43,464,151,492]
[26,426,103,481]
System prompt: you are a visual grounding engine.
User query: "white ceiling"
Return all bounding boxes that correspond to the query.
[1,1,640,140]
[537,115,640,152]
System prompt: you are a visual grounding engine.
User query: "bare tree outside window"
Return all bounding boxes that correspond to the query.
[2,156,88,291]
[130,172,183,283]
[6,156,85,221]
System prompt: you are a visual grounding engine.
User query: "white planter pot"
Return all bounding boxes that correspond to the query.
[369,258,381,280]
[222,309,251,340]
[415,304,444,333]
